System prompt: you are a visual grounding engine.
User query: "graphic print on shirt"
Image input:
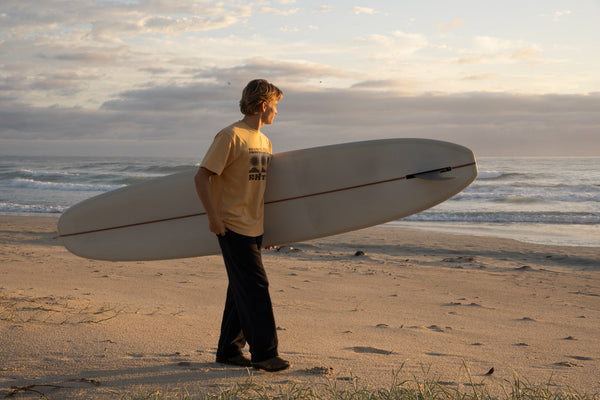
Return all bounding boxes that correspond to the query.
[248,148,271,181]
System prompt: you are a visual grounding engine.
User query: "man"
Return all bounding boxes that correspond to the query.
[194,79,290,372]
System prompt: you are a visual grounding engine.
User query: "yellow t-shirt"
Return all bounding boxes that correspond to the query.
[200,121,272,237]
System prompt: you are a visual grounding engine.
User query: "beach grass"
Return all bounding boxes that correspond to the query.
[120,366,598,400]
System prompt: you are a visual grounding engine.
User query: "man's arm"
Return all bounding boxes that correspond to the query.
[194,167,227,236]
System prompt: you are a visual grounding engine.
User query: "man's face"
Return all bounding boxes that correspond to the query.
[261,100,279,125]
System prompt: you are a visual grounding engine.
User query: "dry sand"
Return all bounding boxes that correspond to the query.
[1,215,598,399]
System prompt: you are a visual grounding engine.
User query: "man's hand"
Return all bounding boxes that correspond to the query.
[208,216,227,236]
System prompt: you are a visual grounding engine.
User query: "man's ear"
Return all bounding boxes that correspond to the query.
[260,101,267,112]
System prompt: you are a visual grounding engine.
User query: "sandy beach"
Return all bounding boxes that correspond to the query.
[1,215,598,399]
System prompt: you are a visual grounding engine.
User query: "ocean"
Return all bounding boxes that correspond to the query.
[1,155,598,247]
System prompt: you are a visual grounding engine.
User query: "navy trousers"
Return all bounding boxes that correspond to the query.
[216,230,279,363]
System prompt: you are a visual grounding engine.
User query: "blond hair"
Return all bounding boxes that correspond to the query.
[239,79,283,115]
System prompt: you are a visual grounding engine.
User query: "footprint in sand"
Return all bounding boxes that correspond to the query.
[426,352,448,357]
[349,346,392,355]
[444,301,485,308]
[569,355,594,361]
[518,317,537,322]
[303,366,335,375]
[514,265,534,271]
[427,325,449,333]
[442,256,475,263]
[554,361,581,368]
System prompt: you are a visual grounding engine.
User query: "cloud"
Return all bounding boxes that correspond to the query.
[1,0,597,148]
[30,72,99,91]
[351,79,415,92]
[139,67,172,75]
[141,15,241,33]
[0,1,251,107]
[37,46,129,64]
[354,31,429,61]
[553,10,572,20]
[461,73,500,81]
[462,36,543,65]
[100,84,227,113]
[542,10,572,21]
[436,19,464,31]
[98,58,352,112]
[90,14,241,43]
[189,57,352,88]
[474,36,519,53]
[277,91,600,156]
[280,26,300,33]
[351,7,378,15]
[510,47,541,64]
[1,0,248,43]
[318,6,335,13]
[1,70,101,93]
[457,55,484,65]
[258,7,300,16]
[2,85,598,157]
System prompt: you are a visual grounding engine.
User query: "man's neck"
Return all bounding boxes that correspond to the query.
[241,114,262,131]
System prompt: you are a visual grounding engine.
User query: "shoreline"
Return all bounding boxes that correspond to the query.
[385,220,600,248]
[1,215,599,399]
[3,213,599,248]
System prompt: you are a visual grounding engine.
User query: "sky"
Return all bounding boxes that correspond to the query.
[1,0,599,157]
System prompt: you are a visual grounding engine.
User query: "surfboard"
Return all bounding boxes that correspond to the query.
[58,139,477,261]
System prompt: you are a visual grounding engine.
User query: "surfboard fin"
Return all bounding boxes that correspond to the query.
[407,167,454,181]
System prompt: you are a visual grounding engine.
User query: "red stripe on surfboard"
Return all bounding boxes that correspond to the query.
[59,162,476,238]
[59,212,208,238]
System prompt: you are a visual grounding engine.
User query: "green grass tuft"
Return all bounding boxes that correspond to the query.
[119,366,599,400]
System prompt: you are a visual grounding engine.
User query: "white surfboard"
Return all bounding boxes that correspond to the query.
[58,139,477,261]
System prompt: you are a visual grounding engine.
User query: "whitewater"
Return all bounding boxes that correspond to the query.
[1,155,598,247]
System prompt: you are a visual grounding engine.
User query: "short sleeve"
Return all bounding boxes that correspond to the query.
[200,130,234,176]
